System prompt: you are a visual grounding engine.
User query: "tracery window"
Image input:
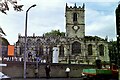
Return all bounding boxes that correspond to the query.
[27,39,32,46]
[59,45,64,57]
[99,44,104,56]
[88,44,92,55]
[72,41,81,54]
[37,39,41,44]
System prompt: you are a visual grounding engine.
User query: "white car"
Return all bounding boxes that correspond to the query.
[0,72,11,80]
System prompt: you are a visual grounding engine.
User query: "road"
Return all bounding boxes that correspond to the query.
[12,78,82,80]
[11,68,120,80]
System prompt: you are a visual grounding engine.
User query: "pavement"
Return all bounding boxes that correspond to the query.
[12,78,82,80]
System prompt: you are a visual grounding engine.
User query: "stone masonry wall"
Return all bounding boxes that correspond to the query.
[2,61,96,78]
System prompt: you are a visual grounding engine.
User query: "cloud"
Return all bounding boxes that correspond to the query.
[65,0,119,2]
[20,0,65,10]
[0,0,66,44]
[85,3,116,40]
[0,1,118,44]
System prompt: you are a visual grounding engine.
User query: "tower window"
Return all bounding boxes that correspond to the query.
[73,13,77,22]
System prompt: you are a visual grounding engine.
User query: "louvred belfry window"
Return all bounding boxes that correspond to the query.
[73,13,77,22]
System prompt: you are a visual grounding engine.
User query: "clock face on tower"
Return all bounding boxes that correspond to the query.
[73,26,78,30]
[72,26,79,32]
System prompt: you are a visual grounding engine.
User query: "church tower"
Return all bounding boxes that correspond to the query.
[65,3,85,38]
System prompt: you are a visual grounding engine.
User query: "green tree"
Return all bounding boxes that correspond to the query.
[44,30,65,37]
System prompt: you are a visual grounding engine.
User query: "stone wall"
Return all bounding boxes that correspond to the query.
[2,61,96,78]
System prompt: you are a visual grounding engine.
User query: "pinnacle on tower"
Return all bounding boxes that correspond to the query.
[82,3,85,9]
[66,3,68,8]
[74,3,77,8]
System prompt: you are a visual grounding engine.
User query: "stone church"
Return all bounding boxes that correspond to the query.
[15,3,109,64]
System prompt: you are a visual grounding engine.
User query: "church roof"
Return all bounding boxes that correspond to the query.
[84,36,106,41]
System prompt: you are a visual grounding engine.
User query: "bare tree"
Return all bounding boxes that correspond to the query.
[0,0,23,14]
[0,27,6,36]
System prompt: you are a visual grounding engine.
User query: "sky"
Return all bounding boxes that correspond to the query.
[0,0,119,45]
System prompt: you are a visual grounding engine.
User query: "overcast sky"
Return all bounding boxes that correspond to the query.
[0,0,119,45]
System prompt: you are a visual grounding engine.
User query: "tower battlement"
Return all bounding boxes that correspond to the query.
[66,3,85,11]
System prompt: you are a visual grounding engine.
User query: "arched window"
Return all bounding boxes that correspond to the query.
[73,13,77,22]
[37,39,41,43]
[46,39,50,43]
[88,44,92,55]
[99,44,104,56]
[35,39,41,46]
[59,45,64,57]
[72,41,81,54]
[27,39,32,47]
[27,39,31,43]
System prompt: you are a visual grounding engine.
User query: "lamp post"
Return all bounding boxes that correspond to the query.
[24,4,36,79]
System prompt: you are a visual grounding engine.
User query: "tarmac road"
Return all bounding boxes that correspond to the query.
[12,78,82,80]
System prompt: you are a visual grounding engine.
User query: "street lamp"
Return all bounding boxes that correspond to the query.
[24,4,36,79]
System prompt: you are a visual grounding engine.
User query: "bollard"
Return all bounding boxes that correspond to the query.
[65,67,70,78]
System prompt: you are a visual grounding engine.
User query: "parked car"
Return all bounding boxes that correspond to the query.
[0,72,11,80]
